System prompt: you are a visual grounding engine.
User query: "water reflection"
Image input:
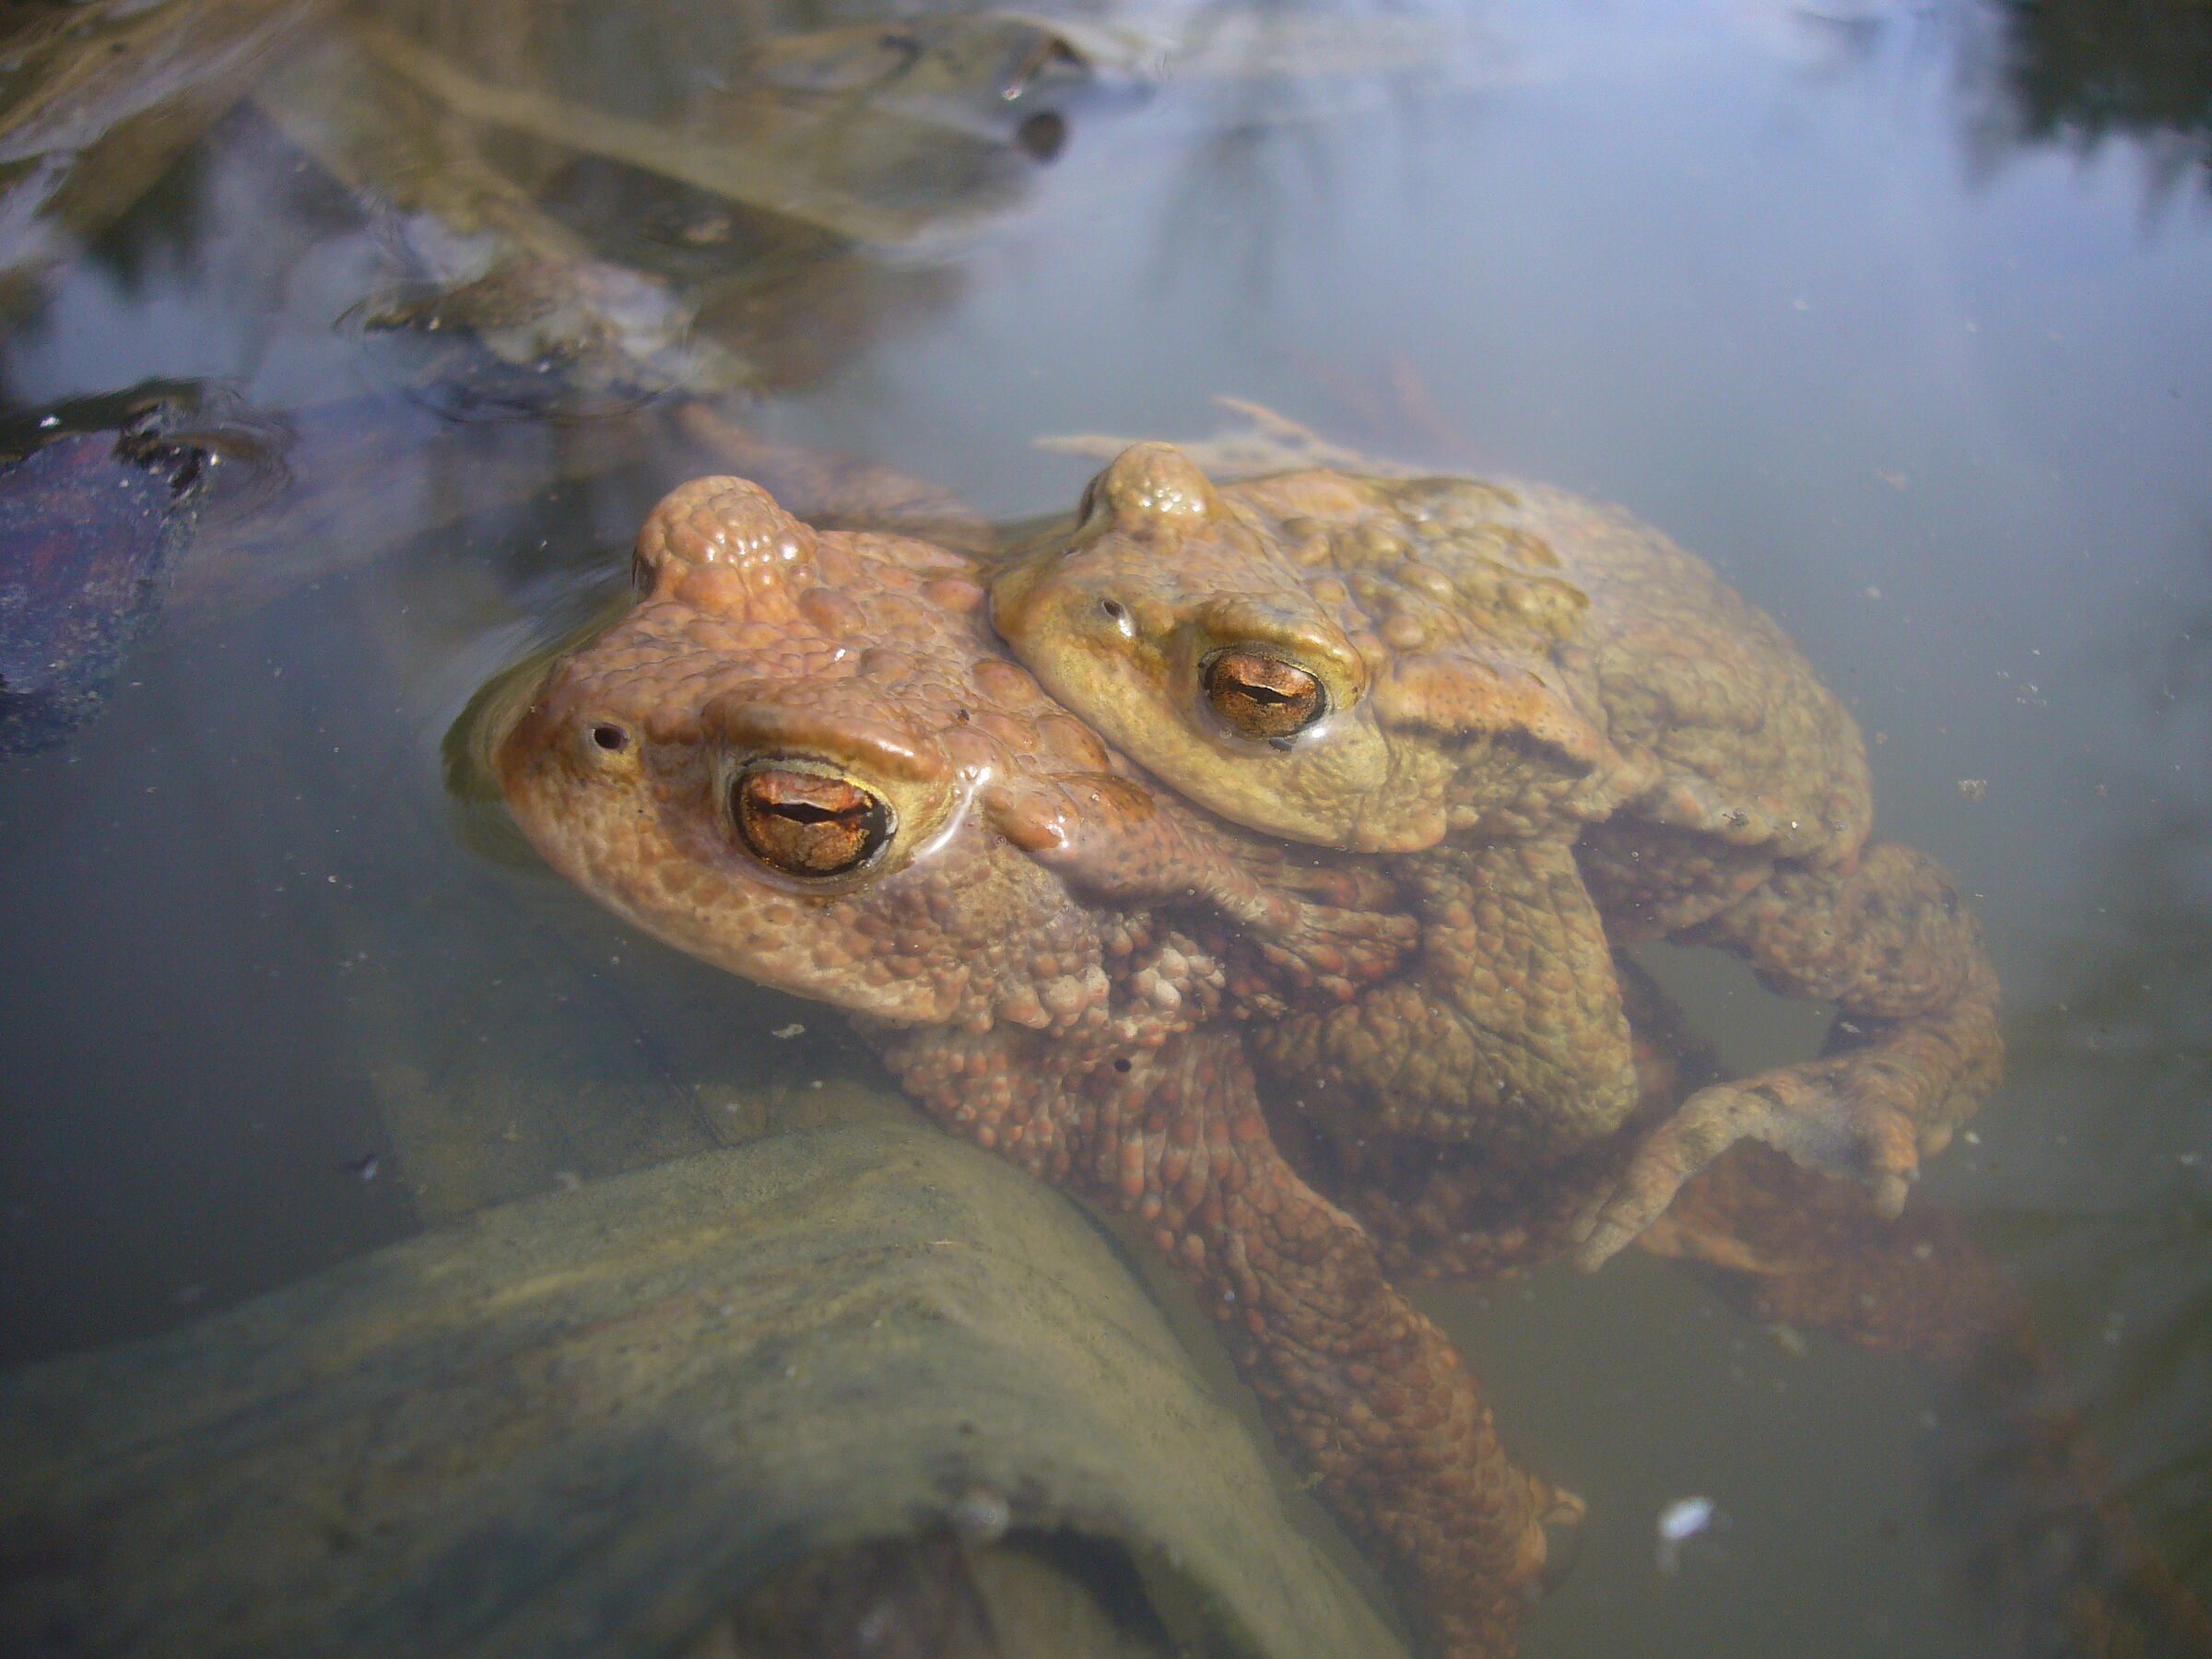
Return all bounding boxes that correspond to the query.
[1966,0,2212,194]
[0,0,337,306]
[1146,0,1482,301]
[272,3,1132,411]
[1996,549,2212,1596]
[4,0,1137,414]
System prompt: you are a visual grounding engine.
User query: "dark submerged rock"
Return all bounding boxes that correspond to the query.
[0,387,219,753]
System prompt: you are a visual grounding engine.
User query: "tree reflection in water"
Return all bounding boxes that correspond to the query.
[1994,546,2212,1602]
[1967,0,2212,194]
[1147,0,1477,309]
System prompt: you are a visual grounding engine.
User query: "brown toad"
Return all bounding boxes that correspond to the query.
[990,443,2003,1261]
[494,476,1579,1659]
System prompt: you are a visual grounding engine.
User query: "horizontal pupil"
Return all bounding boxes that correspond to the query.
[768,801,869,825]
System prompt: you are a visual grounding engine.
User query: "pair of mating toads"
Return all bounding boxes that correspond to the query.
[495,434,2002,1658]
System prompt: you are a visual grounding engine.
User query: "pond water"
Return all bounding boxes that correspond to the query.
[1,0,2207,1653]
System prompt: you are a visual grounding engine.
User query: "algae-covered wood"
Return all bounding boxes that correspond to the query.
[0,1107,1408,1659]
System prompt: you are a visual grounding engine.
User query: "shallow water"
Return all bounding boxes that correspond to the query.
[1,0,2206,1652]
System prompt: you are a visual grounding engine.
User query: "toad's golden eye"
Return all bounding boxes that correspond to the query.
[1202,650,1325,745]
[734,767,891,877]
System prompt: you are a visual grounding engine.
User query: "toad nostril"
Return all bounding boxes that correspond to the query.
[591,724,629,752]
[1100,598,1126,621]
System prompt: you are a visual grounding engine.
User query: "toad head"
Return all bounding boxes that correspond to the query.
[991,442,1621,853]
[496,476,1110,1033]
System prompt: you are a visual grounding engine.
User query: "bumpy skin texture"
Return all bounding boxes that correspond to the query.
[496,477,1571,1659]
[1307,952,1719,1283]
[990,445,2003,1258]
[1256,835,1640,1163]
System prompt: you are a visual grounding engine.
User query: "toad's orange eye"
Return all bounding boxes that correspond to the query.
[734,767,891,877]
[1202,650,1324,745]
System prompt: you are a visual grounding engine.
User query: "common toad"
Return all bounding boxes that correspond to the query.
[495,475,1579,1659]
[990,443,2002,1261]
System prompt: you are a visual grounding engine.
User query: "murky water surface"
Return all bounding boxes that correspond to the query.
[2,0,2206,1653]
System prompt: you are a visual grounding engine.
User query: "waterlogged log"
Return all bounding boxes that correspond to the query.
[0,1110,1408,1659]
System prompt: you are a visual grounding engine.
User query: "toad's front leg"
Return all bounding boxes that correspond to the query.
[1254,836,1642,1160]
[1579,840,2001,1265]
[986,771,1418,1000]
[1312,953,1719,1281]
[1090,1029,1576,1659]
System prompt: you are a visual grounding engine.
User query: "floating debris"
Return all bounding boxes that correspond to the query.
[1764,1323,1808,1358]
[1655,1495,1718,1576]
[947,1484,1012,1545]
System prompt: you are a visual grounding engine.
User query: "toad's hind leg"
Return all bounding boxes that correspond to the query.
[1580,840,2002,1265]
